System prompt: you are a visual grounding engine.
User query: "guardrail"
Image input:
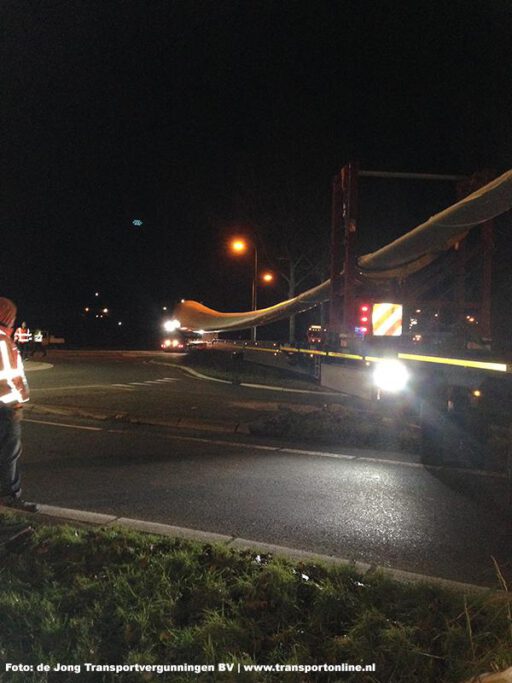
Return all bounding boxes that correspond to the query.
[214,339,511,375]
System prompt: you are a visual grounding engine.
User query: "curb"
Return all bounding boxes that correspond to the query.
[25,403,250,435]
[24,361,54,373]
[20,504,490,594]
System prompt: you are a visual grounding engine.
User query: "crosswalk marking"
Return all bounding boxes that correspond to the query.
[126,378,180,388]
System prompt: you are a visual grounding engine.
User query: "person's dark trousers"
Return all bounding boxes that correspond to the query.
[16,343,28,360]
[0,407,22,498]
[32,343,47,358]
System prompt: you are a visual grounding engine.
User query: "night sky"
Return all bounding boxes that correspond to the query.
[1,1,511,345]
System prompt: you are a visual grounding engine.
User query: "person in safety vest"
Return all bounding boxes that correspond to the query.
[14,321,32,360]
[32,329,47,358]
[0,299,38,512]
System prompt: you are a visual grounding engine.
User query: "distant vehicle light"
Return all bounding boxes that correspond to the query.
[472,389,482,398]
[163,319,181,332]
[373,360,409,393]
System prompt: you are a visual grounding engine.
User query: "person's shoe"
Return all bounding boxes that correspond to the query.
[0,495,39,513]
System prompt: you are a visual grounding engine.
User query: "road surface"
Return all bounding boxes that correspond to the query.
[19,351,512,587]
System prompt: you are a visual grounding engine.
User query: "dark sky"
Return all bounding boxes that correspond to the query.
[1,0,511,342]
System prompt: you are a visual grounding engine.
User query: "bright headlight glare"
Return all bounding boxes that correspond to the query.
[373,360,409,393]
[163,319,181,332]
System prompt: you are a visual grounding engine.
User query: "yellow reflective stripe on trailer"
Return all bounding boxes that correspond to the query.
[243,346,279,353]
[250,344,510,374]
[398,353,508,373]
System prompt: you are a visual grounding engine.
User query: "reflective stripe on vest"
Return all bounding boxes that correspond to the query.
[15,328,31,343]
[0,335,29,404]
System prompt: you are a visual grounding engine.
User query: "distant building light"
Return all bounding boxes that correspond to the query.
[118,321,122,326]
[162,306,167,311]
[84,307,90,312]
[103,308,109,314]
[132,219,143,227]
[95,292,99,297]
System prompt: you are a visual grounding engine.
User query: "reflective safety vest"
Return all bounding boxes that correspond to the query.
[0,330,30,405]
[14,327,32,344]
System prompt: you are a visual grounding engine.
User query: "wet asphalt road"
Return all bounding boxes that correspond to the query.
[26,350,345,425]
[20,351,512,587]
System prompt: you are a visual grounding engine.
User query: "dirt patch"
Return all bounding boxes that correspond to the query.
[250,404,420,452]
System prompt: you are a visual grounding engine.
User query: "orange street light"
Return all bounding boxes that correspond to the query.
[230,238,248,254]
[229,235,258,341]
[261,272,274,283]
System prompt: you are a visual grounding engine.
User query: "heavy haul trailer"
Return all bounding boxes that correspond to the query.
[280,330,511,467]
[320,162,512,465]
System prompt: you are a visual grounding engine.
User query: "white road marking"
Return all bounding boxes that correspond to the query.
[178,366,231,383]
[241,382,339,396]
[128,432,507,478]
[111,384,136,390]
[130,382,147,385]
[24,418,103,431]
[31,384,118,392]
[25,416,506,480]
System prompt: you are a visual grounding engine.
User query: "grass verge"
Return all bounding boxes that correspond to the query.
[1,513,511,682]
[168,349,323,391]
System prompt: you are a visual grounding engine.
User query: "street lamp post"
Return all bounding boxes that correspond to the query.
[251,246,258,342]
[230,238,259,342]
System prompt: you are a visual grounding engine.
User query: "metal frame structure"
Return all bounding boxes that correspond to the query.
[329,164,495,341]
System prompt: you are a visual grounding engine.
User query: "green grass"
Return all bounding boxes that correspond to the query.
[0,514,511,682]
